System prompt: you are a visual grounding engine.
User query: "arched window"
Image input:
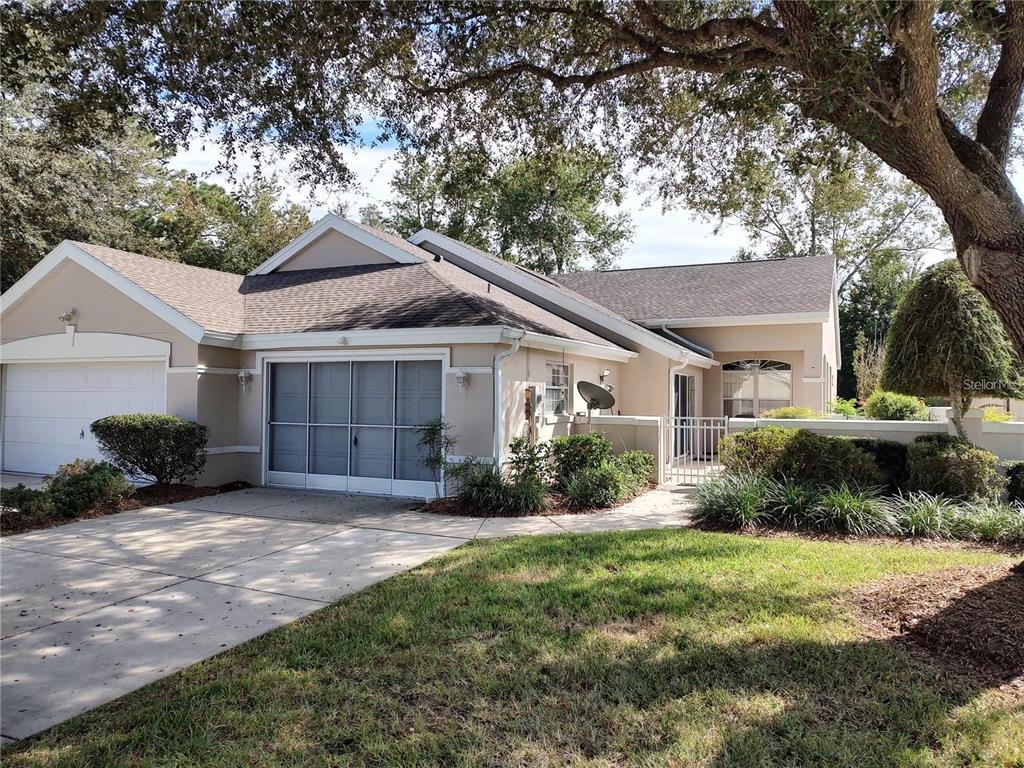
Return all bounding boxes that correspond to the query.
[722,359,792,417]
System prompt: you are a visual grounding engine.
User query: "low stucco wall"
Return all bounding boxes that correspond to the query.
[729,410,1024,461]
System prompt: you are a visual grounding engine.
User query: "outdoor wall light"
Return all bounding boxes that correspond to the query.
[238,370,253,387]
[455,368,470,389]
[58,308,77,324]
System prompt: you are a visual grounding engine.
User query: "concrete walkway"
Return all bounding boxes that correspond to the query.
[0,485,695,743]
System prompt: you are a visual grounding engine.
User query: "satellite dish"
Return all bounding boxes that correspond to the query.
[577,381,615,430]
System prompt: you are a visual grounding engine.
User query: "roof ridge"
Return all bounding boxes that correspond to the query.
[558,256,836,276]
[419,261,502,326]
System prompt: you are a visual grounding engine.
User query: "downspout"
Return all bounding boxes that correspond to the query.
[493,329,524,469]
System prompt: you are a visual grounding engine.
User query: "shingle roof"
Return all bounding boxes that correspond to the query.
[74,242,617,347]
[74,243,246,334]
[551,258,836,322]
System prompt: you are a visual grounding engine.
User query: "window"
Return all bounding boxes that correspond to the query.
[545,362,571,416]
[722,360,791,417]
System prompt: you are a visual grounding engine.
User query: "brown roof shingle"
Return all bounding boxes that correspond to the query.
[75,242,617,347]
[551,258,836,322]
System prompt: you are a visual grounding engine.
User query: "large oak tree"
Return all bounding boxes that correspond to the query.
[3,1,1022,354]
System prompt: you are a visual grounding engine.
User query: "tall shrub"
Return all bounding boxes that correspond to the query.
[91,414,208,485]
[882,260,1024,438]
[862,390,929,421]
[906,434,1005,501]
[549,433,612,489]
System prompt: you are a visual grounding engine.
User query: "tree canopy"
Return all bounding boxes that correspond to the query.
[882,259,1023,437]
[365,148,631,273]
[3,1,1022,352]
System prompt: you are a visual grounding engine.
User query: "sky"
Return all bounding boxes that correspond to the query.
[171,137,1022,271]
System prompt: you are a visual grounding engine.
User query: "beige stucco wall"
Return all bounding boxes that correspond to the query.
[674,321,838,414]
[1,259,198,367]
[277,229,395,271]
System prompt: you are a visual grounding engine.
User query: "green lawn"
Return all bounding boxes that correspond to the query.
[8,529,1022,768]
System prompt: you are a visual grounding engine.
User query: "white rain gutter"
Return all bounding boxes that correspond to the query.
[660,326,717,365]
[493,330,525,468]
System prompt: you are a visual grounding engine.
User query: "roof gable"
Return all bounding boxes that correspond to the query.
[250,214,426,274]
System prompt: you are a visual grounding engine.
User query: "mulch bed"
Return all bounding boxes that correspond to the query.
[850,562,1024,689]
[0,481,250,536]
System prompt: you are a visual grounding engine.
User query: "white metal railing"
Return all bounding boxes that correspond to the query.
[666,416,729,485]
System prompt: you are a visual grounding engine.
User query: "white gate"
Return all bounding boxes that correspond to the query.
[666,416,729,485]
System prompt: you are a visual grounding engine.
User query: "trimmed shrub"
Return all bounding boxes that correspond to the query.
[808,484,893,535]
[48,459,133,516]
[762,477,821,528]
[91,414,208,485]
[720,427,881,487]
[694,472,773,530]
[451,461,548,516]
[829,397,859,417]
[849,438,909,491]
[761,406,819,419]
[506,437,551,485]
[982,406,1011,423]
[1006,462,1024,505]
[566,464,626,508]
[1,485,56,532]
[719,426,796,475]
[612,450,657,496]
[550,433,613,489]
[862,390,929,421]
[906,434,1005,500]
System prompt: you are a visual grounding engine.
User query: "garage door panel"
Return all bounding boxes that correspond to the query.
[3,362,166,475]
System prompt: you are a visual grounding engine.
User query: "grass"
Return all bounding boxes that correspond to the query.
[6,529,1022,768]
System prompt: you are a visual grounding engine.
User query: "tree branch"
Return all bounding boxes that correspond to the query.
[632,2,789,53]
[975,2,1024,166]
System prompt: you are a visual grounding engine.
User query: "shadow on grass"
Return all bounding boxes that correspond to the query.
[7,530,1017,768]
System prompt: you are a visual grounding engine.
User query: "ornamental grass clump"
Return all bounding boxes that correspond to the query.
[885,491,962,539]
[694,472,772,530]
[807,483,893,535]
[762,477,821,528]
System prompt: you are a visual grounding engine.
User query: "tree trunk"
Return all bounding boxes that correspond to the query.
[948,390,972,440]
[958,241,1024,362]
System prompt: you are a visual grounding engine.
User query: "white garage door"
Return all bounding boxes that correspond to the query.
[2,362,166,475]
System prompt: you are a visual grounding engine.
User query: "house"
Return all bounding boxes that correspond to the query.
[0,214,839,497]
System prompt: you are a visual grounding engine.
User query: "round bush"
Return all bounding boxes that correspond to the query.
[906,434,1005,501]
[761,406,819,419]
[720,428,881,487]
[48,459,133,515]
[862,390,928,421]
[91,414,208,485]
[566,464,626,508]
[550,433,613,489]
[719,426,796,475]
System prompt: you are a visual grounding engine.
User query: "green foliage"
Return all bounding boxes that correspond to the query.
[954,500,1024,547]
[882,260,1023,427]
[549,433,613,489]
[761,406,819,419]
[611,450,657,496]
[375,148,632,274]
[906,435,1005,501]
[762,478,821,528]
[982,406,1011,423]
[720,427,881,487]
[1006,462,1024,505]
[808,484,893,535]
[48,459,133,516]
[694,473,773,530]
[848,438,909,491]
[0,460,132,532]
[829,397,860,417]
[506,437,551,486]
[862,390,929,421]
[885,491,962,539]
[450,461,547,516]
[91,414,208,485]
[566,464,626,509]
[417,418,459,496]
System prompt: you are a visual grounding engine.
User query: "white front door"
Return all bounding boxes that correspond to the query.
[2,362,166,474]
[265,359,442,497]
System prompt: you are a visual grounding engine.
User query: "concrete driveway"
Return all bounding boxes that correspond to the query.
[1,485,693,744]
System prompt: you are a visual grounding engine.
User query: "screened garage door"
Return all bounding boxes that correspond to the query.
[2,362,166,475]
[266,359,442,497]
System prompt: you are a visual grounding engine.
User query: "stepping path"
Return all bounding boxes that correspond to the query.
[0,485,695,742]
